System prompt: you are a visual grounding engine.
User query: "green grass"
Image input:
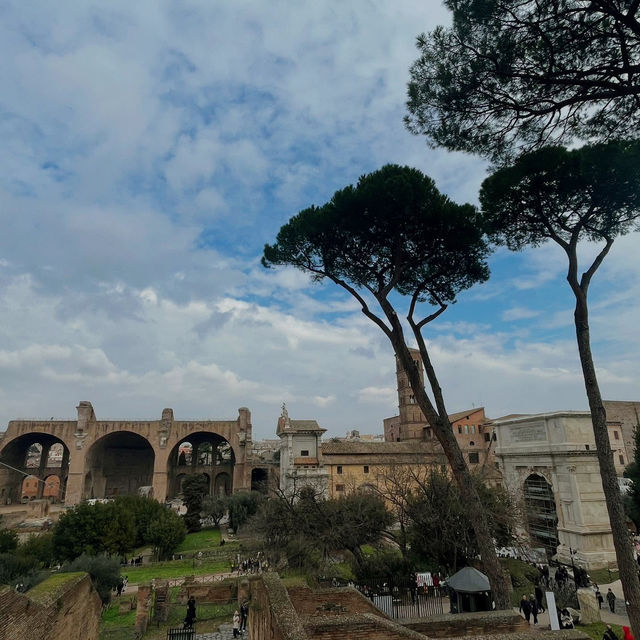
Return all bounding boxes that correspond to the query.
[100,601,137,628]
[579,622,624,640]
[589,568,620,585]
[28,572,85,602]
[500,558,539,607]
[125,557,231,583]
[175,528,222,552]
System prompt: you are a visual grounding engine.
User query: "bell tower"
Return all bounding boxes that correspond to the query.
[396,348,428,439]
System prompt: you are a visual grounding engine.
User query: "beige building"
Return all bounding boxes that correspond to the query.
[493,411,622,569]
[277,405,328,497]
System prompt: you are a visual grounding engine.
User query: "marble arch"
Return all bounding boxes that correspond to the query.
[0,402,254,505]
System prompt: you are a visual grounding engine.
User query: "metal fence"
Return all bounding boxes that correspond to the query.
[357,579,444,620]
[166,627,195,640]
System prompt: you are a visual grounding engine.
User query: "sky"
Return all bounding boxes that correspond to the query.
[0,1,638,441]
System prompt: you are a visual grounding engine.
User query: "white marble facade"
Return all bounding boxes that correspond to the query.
[494,412,616,569]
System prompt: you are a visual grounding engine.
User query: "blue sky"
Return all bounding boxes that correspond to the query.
[0,1,638,440]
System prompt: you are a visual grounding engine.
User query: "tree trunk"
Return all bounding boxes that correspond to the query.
[574,294,640,637]
[388,327,512,609]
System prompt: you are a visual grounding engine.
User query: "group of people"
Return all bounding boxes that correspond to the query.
[594,585,619,613]
[232,601,249,637]
[232,553,268,575]
[519,594,541,625]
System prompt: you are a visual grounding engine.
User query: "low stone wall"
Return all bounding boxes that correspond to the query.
[178,579,235,604]
[304,612,428,640]
[248,573,309,640]
[0,572,101,640]
[287,585,384,617]
[405,610,529,637]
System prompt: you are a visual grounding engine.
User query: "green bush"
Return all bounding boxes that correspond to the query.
[0,552,44,589]
[61,554,120,604]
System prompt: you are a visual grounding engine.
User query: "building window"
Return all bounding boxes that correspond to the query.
[469,452,479,464]
[465,425,469,434]
[585,444,590,450]
[409,394,416,404]
[614,431,620,440]
[364,465,369,474]
[484,433,491,442]
[470,441,475,447]
[471,425,476,434]
[620,455,625,465]
[301,450,309,456]
[336,484,344,492]
[337,466,343,474]
[458,426,462,434]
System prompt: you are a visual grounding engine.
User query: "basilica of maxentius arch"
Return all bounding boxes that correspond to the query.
[0,402,273,505]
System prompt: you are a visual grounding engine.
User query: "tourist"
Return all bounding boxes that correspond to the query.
[607,588,617,613]
[604,624,619,640]
[233,610,241,638]
[183,596,196,630]
[560,608,574,629]
[595,585,604,609]
[534,584,545,612]
[519,594,531,623]
[529,594,538,625]
[623,626,634,640]
[240,600,249,632]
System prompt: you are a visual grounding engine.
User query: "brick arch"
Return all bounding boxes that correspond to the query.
[165,431,236,499]
[83,430,155,499]
[0,432,71,503]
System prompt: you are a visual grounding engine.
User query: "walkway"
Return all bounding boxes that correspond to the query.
[512,578,631,632]
[196,624,245,639]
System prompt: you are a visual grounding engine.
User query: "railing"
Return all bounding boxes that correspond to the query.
[166,628,195,640]
[357,579,444,620]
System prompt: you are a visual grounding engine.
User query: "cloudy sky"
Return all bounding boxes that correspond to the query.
[0,1,638,440]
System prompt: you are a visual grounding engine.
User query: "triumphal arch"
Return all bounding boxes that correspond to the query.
[0,402,256,505]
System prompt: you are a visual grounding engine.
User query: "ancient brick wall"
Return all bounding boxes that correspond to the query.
[405,610,530,637]
[0,572,101,640]
[248,574,309,640]
[287,585,382,617]
[304,613,427,640]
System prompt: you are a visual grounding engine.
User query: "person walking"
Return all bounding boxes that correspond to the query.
[607,588,617,613]
[233,610,241,638]
[519,594,531,623]
[240,600,249,633]
[534,584,545,612]
[529,594,539,625]
[184,596,196,630]
[595,586,604,609]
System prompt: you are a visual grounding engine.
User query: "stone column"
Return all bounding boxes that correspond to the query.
[151,451,169,503]
[64,446,87,505]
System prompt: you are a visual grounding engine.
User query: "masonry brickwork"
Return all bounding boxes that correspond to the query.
[0,402,273,506]
[0,572,101,640]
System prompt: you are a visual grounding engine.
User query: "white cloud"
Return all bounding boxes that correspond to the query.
[502,307,541,322]
[0,2,637,441]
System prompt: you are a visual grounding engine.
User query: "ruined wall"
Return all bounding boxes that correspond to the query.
[287,585,382,617]
[0,572,101,640]
[248,574,309,640]
[405,610,530,637]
